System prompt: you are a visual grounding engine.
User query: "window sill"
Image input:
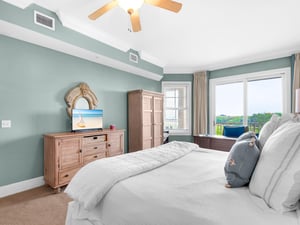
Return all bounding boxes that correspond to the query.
[168,132,191,136]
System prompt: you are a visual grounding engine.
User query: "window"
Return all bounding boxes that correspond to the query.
[210,67,291,135]
[162,82,192,135]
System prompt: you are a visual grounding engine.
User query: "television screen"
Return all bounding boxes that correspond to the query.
[72,109,103,131]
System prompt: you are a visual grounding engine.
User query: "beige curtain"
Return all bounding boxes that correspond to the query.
[193,71,207,136]
[293,53,300,112]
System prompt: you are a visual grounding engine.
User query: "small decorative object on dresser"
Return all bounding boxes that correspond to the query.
[194,134,236,152]
[128,89,164,152]
[44,129,124,191]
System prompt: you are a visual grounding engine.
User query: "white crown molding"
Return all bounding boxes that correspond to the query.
[0,176,45,198]
[55,11,131,53]
[139,50,165,68]
[0,20,163,81]
[164,47,300,74]
[2,0,33,9]
[56,11,166,69]
[4,0,300,75]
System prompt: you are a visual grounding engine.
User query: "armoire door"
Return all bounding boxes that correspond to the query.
[142,94,153,149]
[153,96,163,147]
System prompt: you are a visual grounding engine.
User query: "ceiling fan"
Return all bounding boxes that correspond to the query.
[88,0,182,32]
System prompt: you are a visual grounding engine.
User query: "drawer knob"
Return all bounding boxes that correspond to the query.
[107,144,111,147]
[93,136,98,140]
[64,174,69,178]
[94,147,98,149]
[94,155,98,158]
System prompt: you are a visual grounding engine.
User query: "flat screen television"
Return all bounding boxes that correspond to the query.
[72,109,103,131]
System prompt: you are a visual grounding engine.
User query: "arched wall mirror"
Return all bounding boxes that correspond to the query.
[64,82,99,117]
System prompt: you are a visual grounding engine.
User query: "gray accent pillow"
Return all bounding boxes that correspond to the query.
[236,131,259,146]
[224,138,260,188]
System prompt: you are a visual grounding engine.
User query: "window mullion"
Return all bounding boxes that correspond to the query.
[243,79,248,127]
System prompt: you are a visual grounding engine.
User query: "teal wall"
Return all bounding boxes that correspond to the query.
[162,74,193,82]
[0,35,161,186]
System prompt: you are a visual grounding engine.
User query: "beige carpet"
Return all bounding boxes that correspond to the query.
[0,186,71,225]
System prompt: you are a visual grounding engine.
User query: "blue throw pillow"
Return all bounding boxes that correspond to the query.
[224,137,260,188]
[223,126,245,138]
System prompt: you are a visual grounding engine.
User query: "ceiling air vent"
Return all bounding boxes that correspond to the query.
[34,11,55,31]
[129,52,139,64]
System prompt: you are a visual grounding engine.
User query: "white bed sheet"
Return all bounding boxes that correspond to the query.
[66,148,299,225]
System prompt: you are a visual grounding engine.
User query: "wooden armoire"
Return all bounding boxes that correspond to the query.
[128,90,164,152]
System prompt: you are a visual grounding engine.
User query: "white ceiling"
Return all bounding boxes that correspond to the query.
[5,0,300,73]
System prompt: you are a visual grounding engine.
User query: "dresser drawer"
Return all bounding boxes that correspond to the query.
[83,142,106,155]
[83,135,106,145]
[59,168,79,185]
[83,152,106,165]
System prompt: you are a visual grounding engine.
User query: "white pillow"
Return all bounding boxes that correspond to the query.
[278,113,298,127]
[249,122,300,212]
[257,114,280,150]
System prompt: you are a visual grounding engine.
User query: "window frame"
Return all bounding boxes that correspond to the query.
[209,67,291,135]
[162,81,192,136]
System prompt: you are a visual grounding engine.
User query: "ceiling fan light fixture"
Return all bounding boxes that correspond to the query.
[118,0,144,12]
[88,0,182,32]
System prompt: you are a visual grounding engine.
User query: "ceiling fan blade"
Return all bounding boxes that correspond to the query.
[88,0,118,20]
[144,0,182,13]
[129,10,141,32]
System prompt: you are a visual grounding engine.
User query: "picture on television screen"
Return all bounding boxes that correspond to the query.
[72,109,103,131]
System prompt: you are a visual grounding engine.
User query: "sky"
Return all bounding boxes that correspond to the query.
[215,78,282,116]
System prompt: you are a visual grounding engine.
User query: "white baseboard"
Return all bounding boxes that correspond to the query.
[0,176,45,198]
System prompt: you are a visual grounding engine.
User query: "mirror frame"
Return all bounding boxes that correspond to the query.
[64,82,99,117]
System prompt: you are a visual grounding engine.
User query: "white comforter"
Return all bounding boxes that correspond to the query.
[65,141,299,225]
[65,141,198,210]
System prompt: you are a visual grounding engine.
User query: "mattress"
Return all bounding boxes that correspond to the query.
[65,142,299,225]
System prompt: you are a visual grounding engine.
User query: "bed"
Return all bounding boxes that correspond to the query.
[65,133,300,225]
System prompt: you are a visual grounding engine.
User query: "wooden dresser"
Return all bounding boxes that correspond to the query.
[194,135,236,152]
[128,90,164,152]
[44,129,124,190]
